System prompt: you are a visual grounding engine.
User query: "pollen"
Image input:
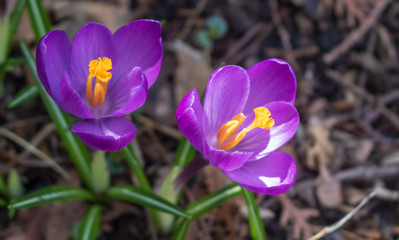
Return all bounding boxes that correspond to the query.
[217,107,274,150]
[86,57,113,107]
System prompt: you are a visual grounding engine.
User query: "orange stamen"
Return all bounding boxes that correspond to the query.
[217,107,274,150]
[86,57,112,107]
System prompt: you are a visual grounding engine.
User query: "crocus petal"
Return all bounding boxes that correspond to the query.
[203,65,250,146]
[36,30,71,110]
[60,71,95,119]
[232,128,270,157]
[71,117,136,151]
[176,88,204,153]
[113,20,162,88]
[223,151,297,194]
[70,23,118,95]
[104,67,148,117]
[243,59,296,114]
[204,142,252,171]
[257,101,299,157]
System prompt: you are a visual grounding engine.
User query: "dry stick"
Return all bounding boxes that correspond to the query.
[217,22,266,64]
[21,122,56,158]
[177,0,208,40]
[0,127,70,179]
[294,165,399,194]
[230,23,273,64]
[269,0,300,71]
[308,191,377,240]
[265,45,320,59]
[323,0,392,64]
[133,114,182,140]
[326,70,399,131]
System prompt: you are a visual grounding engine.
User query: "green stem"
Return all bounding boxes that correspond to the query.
[242,187,267,240]
[121,146,151,190]
[121,145,160,225]
[174,137,196,168]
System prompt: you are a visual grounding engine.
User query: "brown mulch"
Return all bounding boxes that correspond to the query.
[1,0,399,239]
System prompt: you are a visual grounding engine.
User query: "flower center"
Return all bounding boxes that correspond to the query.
[216,107,274,150]
[86,57,113,107]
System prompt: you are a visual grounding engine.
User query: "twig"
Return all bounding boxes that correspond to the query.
[308,191,377,240]
[177,0,208,40]
[229,23,273,65]
[0,127,70,179]
[21,123,56,158]
[294,165,399,194]
[323,0,392,64]
[132,114,182,140]
[327,69,399,131]
[278,194,319,239]
[217,22,267,64]
[269,0,300,71]
[265,45,320,59]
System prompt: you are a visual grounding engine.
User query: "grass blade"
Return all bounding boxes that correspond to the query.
[27,0,51,42]
[8,84,38,108]
[7,0,27,53]
[107,185,189,218]
[8,185,95,210]
[171,183,242,239]
[77,205,103,240]
[171,218,191,240]
[186,183,241,219]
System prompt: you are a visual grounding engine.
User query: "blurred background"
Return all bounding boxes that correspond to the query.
[1,0,399,239]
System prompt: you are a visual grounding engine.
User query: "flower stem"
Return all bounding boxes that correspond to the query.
[242,187,267,240]
[121,145,160,225]
[121,145,151,190]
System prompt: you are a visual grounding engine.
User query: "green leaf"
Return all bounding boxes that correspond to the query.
[77,205,102,240]
[121,146,161,226]
[186,183,241,219]
[121,146,151,190]
[8,186,95,211]
[171,218,191,240]
[0,57,25,73]
[0,198,6,207]
[242,187,266,240]
[171,183,241,240]
[107,185,189,218]
[8,84,39,108]
[156,166,181,234]
[20,41,94,191]
[6,169,24,200]
[0,174,5,197]
[7,0,27,54]
[0,14,10,64]
[27,0,51,42]
[91,151,110,194]
[173,137,196,168]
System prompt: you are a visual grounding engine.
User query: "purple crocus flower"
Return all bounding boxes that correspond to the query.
[36,20,162,151]
[176,59,299,194]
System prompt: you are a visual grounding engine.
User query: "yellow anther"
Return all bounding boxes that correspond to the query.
[217,107,274,150]
[86,57,112,107]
